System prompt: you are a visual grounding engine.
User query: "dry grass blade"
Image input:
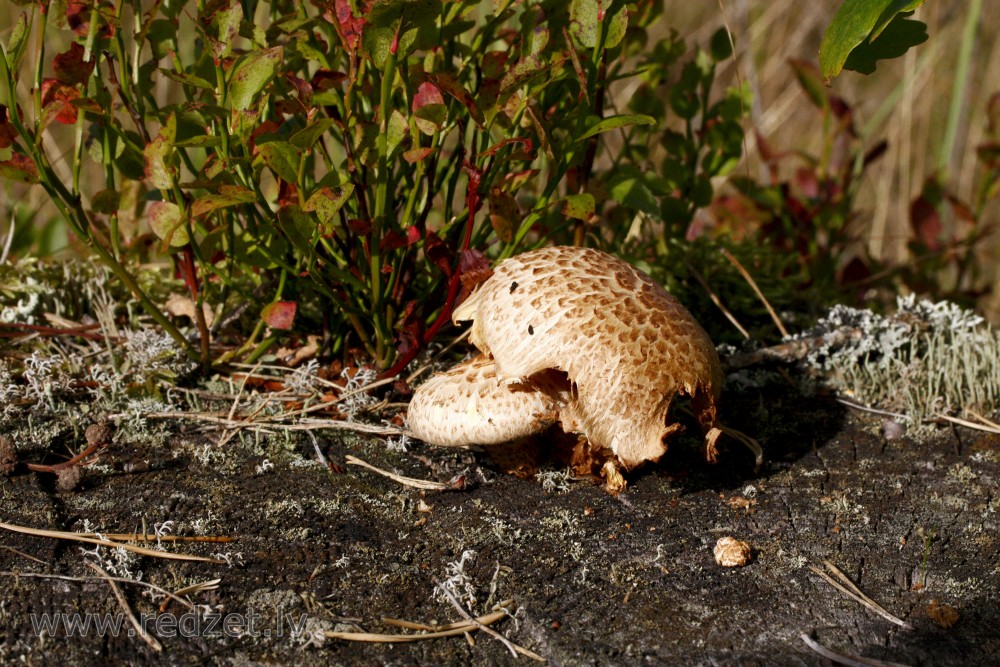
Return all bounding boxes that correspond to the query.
[0,522,226,564]
[434,579,545,661]
[965,409,1000,430]
[719,247,789,338]
[344,455,453,491]
[325,601,529,648]
[933,412,1000,435]
[807,561,912,629]
[87,562,163,652]
[800,633,913,667]
[0,545,48,565]
[135,411,403,436]
[0,571,201,610]
[686,262,751,340]
[79,533,235,544]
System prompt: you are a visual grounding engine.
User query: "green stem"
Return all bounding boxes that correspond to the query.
[937,0,982,176]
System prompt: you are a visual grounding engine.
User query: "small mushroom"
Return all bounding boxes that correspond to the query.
[408,246,725,477]
[407,354,559,446]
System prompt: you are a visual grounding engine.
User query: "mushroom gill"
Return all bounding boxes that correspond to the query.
[408,246,725,474]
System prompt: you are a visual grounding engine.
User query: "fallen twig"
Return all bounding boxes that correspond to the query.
[0,571,201,611]
[325,600,528,647]
[87,562,163,652]
[0,522,225,564]
[934,412,1000,435]
[807,560,912,629]
[344,455,454,491]
[799,633,912,667]
[434,580,544,661]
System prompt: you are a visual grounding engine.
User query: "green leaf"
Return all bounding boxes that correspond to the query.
[90,189,120,215]
[289,118,337,149]
[212,1,243,59]
[386,110,408,158]
[569,0,628,50]
[789,59,829,111]
[191,185,256,217]
[487,187,518,243]
[148,201,189,247]
[561,193,595,220]
[362,0,443,69]
[228,46,283,111]
[174,135,222,148]
[144,114,177,190]
[578,114,656,141]
[608,174,659,218]
[257,140,301,183]
[819,0,927,81]
[842,17,928,75]
[6,13,29,70]
[303,184,355,228]
[159,69,215,91]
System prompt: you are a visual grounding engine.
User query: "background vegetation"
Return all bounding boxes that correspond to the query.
[0,0,996,375]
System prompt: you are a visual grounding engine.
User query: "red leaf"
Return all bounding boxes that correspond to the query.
[402,147,435,163]
[249,120,281,153]
[394,300,423,360]
[458,248,492,297]
[480,137,534,160]
[428,72,484,129]
[311,69,348,91]
[261,301,297,330]
[40,79,80,125]
[328,0,364,52]
[463,162,484,221]
[412,82,446,135]
[424,230,452,276]
[910,195,941,250]
[53,42,95,85]
[347,218,372,235]
[0,106,18,149]
[0,153,39,184]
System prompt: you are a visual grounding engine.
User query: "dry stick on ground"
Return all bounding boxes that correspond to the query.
[325,601,519,644]
[134,411,403,436]
[87,562,164,653]
[434,579,546,662]
[0,571,204,611]
[719,247,790,338]
[807,560,913,629]
[76,533,234,544]
[344,455,455,491]
[0,545,48,565]
[934,412,1000,435]
[799,633,913,667]
[0,522,225,564]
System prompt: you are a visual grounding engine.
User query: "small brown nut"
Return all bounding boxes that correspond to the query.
[85,421,114,447]
[0,435,16,475]
[713,536,751,567]
[55,466,82,493]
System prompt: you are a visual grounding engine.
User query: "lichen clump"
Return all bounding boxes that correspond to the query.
[798,295,1000,424]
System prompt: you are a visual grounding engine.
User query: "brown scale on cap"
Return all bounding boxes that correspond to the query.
[407,246,725,478]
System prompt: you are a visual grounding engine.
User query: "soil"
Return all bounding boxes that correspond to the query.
[1,381,999,666]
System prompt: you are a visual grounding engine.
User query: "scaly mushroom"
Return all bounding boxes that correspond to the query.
[408,246,734,483]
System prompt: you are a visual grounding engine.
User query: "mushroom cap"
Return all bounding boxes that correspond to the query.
[407,355,559,447]
[452,246,722,469]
